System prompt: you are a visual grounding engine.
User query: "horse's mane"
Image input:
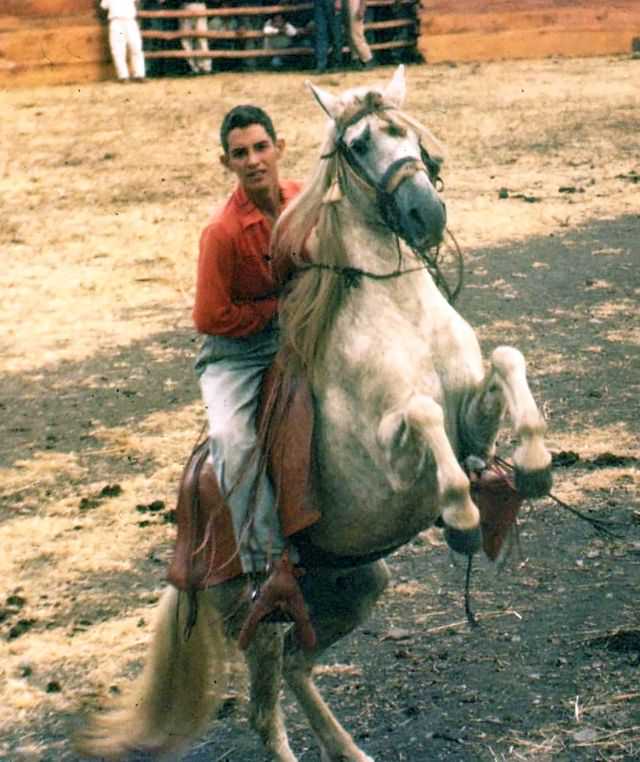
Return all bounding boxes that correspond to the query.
[271,117,349,384]
[271,87,446,384]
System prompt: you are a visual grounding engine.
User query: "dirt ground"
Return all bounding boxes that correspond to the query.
[0,55,639,761]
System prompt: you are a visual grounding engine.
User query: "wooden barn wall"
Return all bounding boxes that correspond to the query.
[419,0,640,63]
[0,0,110,89]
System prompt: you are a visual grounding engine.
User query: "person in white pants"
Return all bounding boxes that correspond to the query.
[100,0,146,81]
[343,0,374,68]
[179,2,212,74]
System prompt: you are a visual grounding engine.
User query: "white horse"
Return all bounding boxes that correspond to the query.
[76,66,552,762]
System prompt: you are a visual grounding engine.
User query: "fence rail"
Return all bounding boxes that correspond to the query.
[137,1,417,19]
[142,19,415,43]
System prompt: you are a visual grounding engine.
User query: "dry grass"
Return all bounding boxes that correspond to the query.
[0,55,638,760]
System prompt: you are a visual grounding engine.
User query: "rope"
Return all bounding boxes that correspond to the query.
[464,554,479,629]
[493,455,625,539]
[298,228,463,304]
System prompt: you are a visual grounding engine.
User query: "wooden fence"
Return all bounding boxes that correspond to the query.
[0,0,109,88]
[138,2,419,71]
[0,1,638,88]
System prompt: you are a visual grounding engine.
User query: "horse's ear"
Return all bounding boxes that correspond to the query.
[305,80,341,120]
[384,65,406,108]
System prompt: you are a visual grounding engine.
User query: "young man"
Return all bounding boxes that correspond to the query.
[99,0,146,82]
[193,105,304,615]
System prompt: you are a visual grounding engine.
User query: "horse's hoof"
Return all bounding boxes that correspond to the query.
[443,525,482,556]
[515,467,552,499]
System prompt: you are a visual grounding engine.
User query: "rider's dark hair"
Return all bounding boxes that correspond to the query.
[220,105,277,154]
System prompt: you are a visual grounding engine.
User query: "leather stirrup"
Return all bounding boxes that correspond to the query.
[237,552,317,652]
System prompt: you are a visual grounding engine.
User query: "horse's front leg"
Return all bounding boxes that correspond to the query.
[464,346,552,496]
[377,395,481,554]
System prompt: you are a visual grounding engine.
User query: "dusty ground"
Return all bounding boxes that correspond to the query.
[0,55,638,761]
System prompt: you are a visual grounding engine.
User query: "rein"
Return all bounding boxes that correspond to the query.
[299,228,464,303]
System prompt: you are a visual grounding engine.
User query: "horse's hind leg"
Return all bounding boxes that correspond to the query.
[282,561,390,762]
[244,624,297,762]
[464,346,552,496]
[211,578,298,762]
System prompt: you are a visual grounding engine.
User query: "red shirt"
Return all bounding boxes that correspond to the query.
[193,179,301,337]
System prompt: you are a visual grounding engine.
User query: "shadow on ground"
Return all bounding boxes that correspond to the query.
[4,214,640,761]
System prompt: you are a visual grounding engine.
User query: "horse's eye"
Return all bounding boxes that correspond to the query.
[387,124,406,138]
[351,138,368,155]
[350,125,371,156]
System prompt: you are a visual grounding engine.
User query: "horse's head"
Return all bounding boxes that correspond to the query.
[308,66,447,251]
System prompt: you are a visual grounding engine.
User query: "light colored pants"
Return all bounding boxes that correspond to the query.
[198,327,287,573]
[180,3,212,73]
[344,0,372,64]
[108,18,145,80]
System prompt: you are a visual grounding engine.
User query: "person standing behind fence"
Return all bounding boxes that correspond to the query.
[263,14,298,69]
[313,0,343,74]
[343,0,373,69]
[179,1,212,74]
[99,0,146,82]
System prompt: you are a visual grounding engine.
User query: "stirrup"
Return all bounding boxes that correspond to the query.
[237,552,317,652]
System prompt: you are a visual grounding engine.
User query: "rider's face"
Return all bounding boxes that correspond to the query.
[221,124,284,194]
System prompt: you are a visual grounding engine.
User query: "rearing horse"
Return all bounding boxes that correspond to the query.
[77,66,552,762]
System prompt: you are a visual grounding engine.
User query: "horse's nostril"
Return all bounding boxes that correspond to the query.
[409,208,424,227]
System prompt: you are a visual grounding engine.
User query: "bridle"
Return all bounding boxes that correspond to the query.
[330,96,444,224]
[302,95,463,303]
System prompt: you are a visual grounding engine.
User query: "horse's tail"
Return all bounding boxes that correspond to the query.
[75,586,228,759]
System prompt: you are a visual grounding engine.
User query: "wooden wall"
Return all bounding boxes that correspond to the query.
[0,0,110,89]
[419,0,640,63]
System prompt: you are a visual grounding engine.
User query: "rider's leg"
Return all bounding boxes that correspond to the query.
[198,327,314,651]
[199,327,288,572]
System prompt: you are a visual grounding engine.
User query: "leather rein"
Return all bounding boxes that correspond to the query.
[300,100,463,304]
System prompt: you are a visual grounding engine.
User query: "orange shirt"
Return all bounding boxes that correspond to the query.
[193,179,301,338]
